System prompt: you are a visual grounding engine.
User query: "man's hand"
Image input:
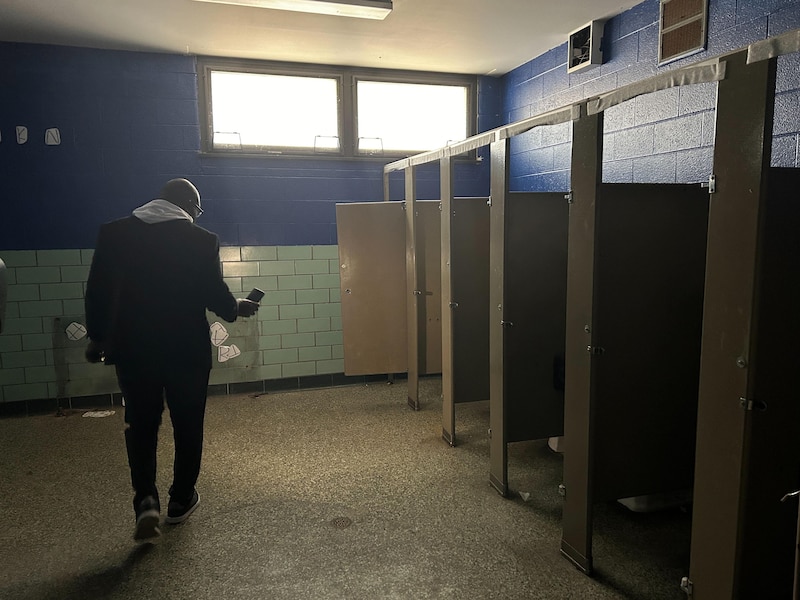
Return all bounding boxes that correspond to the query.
[85,340,105,363]
[236,298,260,318]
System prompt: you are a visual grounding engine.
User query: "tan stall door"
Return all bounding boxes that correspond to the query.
[336,201,442,377]
[337,202,408,376]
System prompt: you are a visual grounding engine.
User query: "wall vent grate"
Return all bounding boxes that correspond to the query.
[659,0,708,65]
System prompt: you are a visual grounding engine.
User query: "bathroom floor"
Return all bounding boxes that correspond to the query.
[0,377,690,599]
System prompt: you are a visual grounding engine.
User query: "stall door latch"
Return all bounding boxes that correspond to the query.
[739,396,767,412]
[701,174,716,194]
[586,345,605,356]
[680,576,693,598]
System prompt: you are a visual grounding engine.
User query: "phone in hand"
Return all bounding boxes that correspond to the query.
[246,287,265,302]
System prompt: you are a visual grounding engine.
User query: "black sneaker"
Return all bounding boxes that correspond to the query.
[133,496,161,542]
[165,490,200,524]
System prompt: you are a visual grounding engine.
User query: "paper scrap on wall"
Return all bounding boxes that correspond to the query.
[218,344,241,363]
[209,321,229,346]
[65,322,87,341]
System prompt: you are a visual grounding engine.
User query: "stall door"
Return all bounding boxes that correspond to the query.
[451,197,490,404]
[504,192,569,443]
[336,201,441,377]
[592,183,708,501]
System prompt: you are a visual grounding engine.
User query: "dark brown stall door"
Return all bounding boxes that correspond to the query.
[503,192,569,444]
[591,183,708,502]
[561,180,708,575]
[451,198,490,405]
[690,168,800,599]
[335,201,441,377]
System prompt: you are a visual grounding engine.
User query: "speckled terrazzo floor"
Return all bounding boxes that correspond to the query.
[0,378,690,599]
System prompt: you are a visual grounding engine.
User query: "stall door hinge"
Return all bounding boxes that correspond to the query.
[739,396,767,412]
[565,192,574,204]
[487,196,492,207]
[701,174,716,194]
[558,483,566,498]
[586,345,605,356]
[680,576,693,597]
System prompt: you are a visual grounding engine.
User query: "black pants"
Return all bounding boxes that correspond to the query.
[116,362,211,511]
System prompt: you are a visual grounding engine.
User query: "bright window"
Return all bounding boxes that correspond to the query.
[356,80,469,154]
[209,71,340,152]
[199,58,476,158]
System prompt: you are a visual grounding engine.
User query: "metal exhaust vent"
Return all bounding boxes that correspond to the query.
[659,0,708,65]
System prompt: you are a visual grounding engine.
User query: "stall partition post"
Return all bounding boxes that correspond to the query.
[440,156,457,443]
[488,138,509,496]
[405,166,423,410]
[560,110,603,575]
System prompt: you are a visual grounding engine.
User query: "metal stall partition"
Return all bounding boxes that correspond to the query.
[688,46,800,599]
[561,115,710,574]
[336,200,441,382]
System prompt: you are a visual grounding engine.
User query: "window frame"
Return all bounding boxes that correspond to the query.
[198,57,477,159]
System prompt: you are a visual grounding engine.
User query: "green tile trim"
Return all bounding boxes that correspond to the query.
[316,359,345,374]
[21,334,52,352]
[296,289,329,305]
[258,335,282,350]
[2,350,46,369]
[241,276,278,293]
[25,366,58,384]
[261,320,297,335]
[262,290,296,306]
[258,261,295,276]
[40,283,84,301]
[16,267,62,284]
[281,333,315,348]
[294,260,330,275]
[0,368,25,385]
[312,274,340,289]
[282,361,316,377]
[256,306,280,321]
[219,247,242,262]
[60,266,91,283]
[0,336,23,353]
[314,303,341,318]
[316,331,343,346]
[4,383,49,402]
[277,246,312,260]
[37,250,83,266]
[299,346,332,361]
[277,275,312,290]
[297,318,331,333]
[279,305,313,320]
[242,246,278,261]
[222,262,259,277]
[0,251,37,267]
[8,285,40,302]
[263,348,299,365]
[312,245,339,259]
[2,318,44,335]
[19,301,63,318]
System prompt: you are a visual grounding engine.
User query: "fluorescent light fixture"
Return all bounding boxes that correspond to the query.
[192,0,392,19]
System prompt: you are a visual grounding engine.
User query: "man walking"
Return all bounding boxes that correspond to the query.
[85,178,258,542]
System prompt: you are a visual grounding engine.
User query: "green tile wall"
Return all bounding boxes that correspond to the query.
[0,245,344,406]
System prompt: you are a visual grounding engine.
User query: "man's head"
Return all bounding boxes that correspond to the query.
[160,178,202,219]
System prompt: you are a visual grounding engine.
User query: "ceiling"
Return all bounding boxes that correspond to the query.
[0,0,642,75]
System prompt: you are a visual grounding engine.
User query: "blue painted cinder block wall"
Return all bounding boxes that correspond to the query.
[0,43,498,252]
[503,0,800,192]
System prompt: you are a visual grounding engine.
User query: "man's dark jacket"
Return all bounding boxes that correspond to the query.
[85,216,238,369]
